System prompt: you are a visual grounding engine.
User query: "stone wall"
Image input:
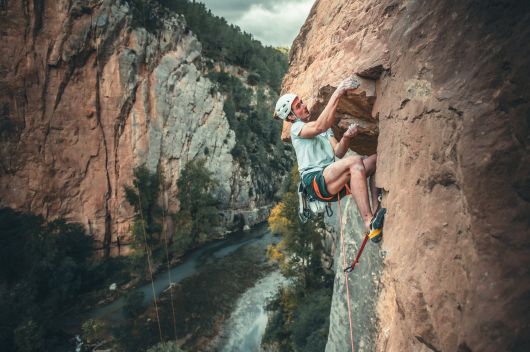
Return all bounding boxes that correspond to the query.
[282,0,530,351]
[0,0,287,251]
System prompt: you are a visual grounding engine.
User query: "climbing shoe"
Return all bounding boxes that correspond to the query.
[368,208,386,243]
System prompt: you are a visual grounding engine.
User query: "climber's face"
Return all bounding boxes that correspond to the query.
[291,97,310,121]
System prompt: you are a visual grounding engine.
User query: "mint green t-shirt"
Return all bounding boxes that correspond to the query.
[291,120,335,177]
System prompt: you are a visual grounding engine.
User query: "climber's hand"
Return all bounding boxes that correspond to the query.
[334,76,360,97]
[343,123,360,139]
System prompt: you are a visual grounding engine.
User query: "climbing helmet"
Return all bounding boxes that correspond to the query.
[274,93,298,120]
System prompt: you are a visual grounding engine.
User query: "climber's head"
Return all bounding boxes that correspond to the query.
[290,96,310,121]
[274,94,310,122]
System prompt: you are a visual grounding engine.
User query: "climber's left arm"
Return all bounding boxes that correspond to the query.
[332,123,359,158]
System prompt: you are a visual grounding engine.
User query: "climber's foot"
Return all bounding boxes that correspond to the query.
[368,208,386,243]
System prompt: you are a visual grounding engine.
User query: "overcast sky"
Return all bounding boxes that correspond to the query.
[198,0,315,47]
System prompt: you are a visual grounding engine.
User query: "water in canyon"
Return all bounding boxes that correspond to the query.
[85,223,289,351]
[217,270,289,351]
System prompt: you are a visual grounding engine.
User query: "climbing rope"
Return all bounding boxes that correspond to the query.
[337,193,355,352]
[137,192,164,342]
[161,175,178,341]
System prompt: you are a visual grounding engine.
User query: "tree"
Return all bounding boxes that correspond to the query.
[267,167,325,288]
[124,164,163,245]
[174,159,219,247]
[82,319,105,345]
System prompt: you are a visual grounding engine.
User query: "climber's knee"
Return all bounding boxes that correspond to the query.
[349,156,365,173]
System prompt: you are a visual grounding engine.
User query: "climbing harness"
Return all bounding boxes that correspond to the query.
[297,181,333,223]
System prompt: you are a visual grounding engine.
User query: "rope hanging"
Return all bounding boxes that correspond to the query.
[161,178,178,341]
[137,192,164,342]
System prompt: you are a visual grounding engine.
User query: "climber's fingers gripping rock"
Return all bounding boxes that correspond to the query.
[343,123,360,139]
[334,75,360,98]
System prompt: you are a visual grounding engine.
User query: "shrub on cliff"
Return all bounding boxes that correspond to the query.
[123,291,147,319]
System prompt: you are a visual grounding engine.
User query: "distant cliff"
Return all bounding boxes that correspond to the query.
[282,0,530,351]
[0,0,291,253]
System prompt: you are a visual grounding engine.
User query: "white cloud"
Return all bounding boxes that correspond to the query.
[234,1,314,47]
[199,0,315,47]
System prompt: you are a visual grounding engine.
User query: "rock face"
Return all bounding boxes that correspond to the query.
[0,0,286,251]
[323,197,384,352]
[283,0,530,351]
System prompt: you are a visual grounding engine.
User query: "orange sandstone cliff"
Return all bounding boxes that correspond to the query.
[282,0,530,351]
[0,0,288,254]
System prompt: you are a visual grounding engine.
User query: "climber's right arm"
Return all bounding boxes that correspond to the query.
[298,76,359,138]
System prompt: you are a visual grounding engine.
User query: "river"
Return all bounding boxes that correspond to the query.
[88,223,289,351]
[217,270,289,351]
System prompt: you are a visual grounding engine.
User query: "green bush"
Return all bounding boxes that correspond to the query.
[291,289,332,351]
[125,0,163,32]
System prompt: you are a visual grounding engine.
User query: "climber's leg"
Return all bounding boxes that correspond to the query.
[323,155,373,230]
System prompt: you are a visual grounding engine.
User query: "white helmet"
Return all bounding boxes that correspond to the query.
[275,93,298,120]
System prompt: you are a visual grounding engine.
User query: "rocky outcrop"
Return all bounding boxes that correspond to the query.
[283,0,530,351]
[0,0,287,251]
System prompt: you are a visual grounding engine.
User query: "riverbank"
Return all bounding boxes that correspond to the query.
[73,223,271,320]
[106,232,278,351]
[65,223,279,351]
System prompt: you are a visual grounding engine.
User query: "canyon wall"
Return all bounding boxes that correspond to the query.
[283,0,530,351]
[0,0,288,251]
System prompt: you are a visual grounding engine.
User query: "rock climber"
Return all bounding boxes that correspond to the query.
[274,76,386,241]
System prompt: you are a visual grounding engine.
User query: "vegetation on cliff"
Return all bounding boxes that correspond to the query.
[157,0,287,91]
[125,0,287,90]
[125,165,164,245]
[126,0,292,202]
[208,71,291,192]
[264,167,334,351]
[124,160,220,258]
